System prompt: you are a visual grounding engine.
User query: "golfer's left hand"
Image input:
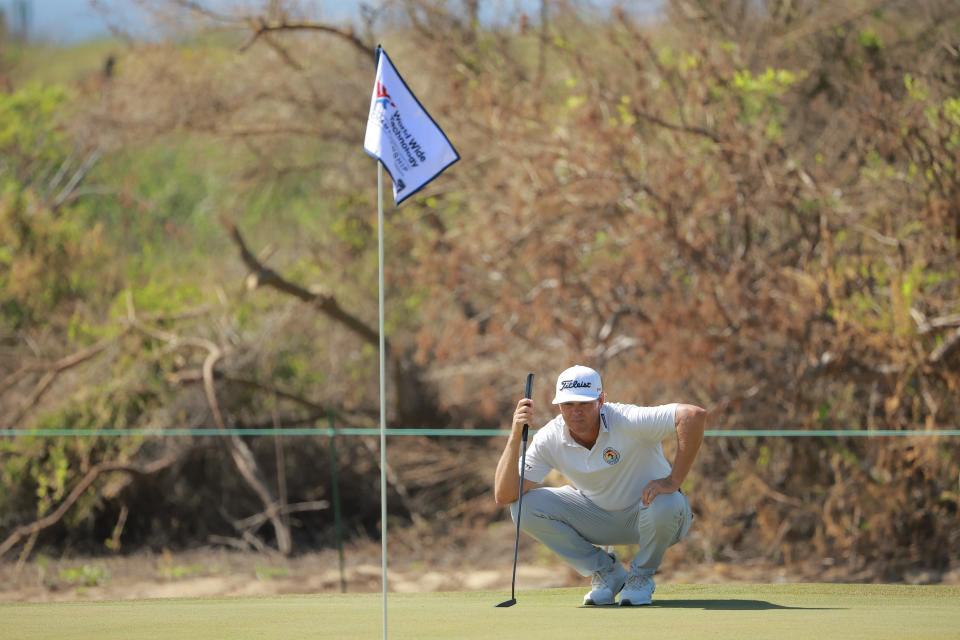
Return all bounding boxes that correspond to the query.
[640,477,679,506]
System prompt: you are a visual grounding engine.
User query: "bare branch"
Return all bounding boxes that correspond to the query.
[2,336,115,429]
[220,215,381,346]
[928,327,960,365]
[240,18,375,66]
[630,105,721,143]
[245,19,304,71]
[170,1,374,64]
[232,500,330,533]
[165,369,327,413]
[0,456,178,559]
[125,295,293,555]
[52,147,102,210]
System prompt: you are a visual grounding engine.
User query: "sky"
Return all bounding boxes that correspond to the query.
[2,0,140,44]
[4,1,660,45]
[2,0,361,45]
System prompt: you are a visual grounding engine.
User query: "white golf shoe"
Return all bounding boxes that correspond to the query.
[582,554,628,606]
[618,568,655,606]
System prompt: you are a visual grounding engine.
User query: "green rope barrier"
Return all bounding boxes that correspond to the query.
[705,429,960,437]
[1,428,960,438]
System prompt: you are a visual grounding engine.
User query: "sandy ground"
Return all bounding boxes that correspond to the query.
[2,522,957,603]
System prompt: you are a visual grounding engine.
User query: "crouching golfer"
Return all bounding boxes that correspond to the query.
[494,365,706,606]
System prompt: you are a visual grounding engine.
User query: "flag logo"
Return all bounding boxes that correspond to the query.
[375,82,394,109]
[364,46,459,205]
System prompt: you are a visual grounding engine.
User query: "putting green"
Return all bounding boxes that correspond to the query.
[2,583,958,640]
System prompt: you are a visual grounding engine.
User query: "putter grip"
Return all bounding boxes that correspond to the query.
[521,373,533,439]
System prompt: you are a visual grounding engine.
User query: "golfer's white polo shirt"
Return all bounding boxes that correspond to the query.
[522,402,678,511]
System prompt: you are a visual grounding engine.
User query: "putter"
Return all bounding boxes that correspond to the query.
[496,372,534,608]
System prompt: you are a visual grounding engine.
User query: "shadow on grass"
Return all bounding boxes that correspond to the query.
[653,599,840,611]
[580,600,841,611]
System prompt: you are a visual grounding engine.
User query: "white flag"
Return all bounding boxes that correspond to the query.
[363,47,459,205]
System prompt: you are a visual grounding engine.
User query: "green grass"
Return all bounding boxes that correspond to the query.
[2,584,959,639]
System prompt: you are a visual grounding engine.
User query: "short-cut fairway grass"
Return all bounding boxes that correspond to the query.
[2,583,958,640]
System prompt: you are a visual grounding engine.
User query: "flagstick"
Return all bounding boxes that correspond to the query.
[365,47,457,638]
[377,160,389,639]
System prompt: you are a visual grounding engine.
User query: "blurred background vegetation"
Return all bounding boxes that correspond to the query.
[1,0,958,585]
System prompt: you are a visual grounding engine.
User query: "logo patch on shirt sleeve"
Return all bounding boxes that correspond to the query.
[602,447,620,465]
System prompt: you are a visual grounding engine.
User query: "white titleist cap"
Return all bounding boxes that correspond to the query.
[552,365,602,404]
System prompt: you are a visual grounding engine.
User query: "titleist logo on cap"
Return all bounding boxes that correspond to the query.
[552,365,602,404]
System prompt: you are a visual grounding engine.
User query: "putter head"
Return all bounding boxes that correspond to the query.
[495,598,517,607]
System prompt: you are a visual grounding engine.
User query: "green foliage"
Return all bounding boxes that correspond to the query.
[158,563,205,580]
[0,84,113,330]
[730,67,800,137]
[0,82,71,178]
[1,377,160,533]
[944,97,960,128]
[88,138,221,264]
[271,349,325,388]
[118,280,206,318]
[0,187,109,329]
[58,564,109,587]
[904,73,929,101]
[1,437,69,518]
[756,445,771,470]
[253,565,291,581]
[858,28,884,52]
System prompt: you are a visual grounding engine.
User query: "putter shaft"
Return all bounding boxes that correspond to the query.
[495,373,534,607]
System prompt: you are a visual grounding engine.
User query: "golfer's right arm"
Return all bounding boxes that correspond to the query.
[494,398,541,505]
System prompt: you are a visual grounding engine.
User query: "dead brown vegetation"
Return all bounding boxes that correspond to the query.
[1,0,958,585]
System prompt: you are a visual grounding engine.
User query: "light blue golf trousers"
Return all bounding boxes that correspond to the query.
[510,485,693,576]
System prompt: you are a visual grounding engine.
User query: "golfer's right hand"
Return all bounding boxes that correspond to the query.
[512,398,534,436]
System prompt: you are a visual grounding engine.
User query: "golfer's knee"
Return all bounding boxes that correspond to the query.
[647,492,686,535]
[509,488,553,529]
[509,500,532,531]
